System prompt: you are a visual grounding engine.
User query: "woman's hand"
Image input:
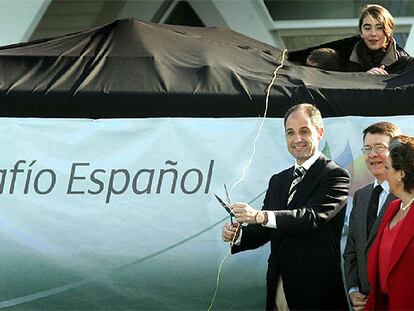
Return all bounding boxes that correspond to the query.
[367,65,388,75]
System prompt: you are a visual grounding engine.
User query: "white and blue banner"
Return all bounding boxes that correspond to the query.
[0,116,413,310]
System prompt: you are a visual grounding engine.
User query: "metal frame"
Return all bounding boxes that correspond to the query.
[271,17,414,53]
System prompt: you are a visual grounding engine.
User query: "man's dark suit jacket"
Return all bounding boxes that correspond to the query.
[343,183,395,295]
[232,155,350,310]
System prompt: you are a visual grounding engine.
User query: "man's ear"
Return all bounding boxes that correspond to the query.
[318,127,324,140]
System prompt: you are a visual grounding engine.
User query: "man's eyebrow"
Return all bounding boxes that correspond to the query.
[285,126,311,132]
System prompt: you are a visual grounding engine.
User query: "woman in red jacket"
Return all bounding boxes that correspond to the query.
[365,135,414,310]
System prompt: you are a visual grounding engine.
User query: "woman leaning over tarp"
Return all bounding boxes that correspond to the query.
[349,4,413,75]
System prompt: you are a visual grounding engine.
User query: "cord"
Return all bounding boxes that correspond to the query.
[229,49,288,198]
[206,248,231,311]
[208,49,288,310]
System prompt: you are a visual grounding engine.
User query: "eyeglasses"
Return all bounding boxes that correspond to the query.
[361,145,388,155]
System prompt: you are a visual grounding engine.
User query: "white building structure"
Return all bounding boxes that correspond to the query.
[1,0,414,54]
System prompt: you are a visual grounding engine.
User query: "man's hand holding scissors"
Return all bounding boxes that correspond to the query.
[222,221,240,243]
[231,203,259,224]
[215,194,240,243]
[221,202,267,242]
[222,202,269,243]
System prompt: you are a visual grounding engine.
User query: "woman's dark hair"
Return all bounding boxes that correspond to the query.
[389,135,414,193]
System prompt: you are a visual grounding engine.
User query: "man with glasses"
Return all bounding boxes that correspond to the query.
[344,122,401,311]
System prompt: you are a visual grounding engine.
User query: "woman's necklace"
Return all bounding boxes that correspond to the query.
[400,197,414,212]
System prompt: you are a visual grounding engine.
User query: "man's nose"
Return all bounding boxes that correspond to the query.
[292,133,303,142]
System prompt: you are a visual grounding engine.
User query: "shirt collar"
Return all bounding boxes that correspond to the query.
[374,179,390,194]
[349,37,398,66]
[294,150,322,171]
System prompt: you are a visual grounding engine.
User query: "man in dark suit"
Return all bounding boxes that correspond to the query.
[343,122,401,311]
[222,103,350,310]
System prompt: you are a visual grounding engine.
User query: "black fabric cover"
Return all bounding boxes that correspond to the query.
[0,19,414,118]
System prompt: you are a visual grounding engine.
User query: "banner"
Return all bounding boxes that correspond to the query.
[0,116,412,310]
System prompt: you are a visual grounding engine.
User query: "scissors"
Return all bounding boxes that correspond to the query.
[214,184,235,224]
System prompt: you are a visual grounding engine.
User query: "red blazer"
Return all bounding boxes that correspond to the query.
[365,199,414,310]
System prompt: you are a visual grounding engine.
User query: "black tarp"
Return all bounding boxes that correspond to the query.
[0,18,414,118]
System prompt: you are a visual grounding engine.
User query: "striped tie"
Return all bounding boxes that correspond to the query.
[287,166,306,204]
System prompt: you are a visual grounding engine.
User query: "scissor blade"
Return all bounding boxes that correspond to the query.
[224,184,231,205]
[214,194,235,217]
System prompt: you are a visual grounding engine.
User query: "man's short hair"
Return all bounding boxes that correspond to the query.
[284,103,323,131]
[307,48,342,71]
[363,122,401,140]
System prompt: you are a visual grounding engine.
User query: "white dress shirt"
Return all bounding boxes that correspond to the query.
[264,150,322,228]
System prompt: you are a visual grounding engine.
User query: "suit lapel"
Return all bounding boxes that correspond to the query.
[366,203,398,296]
[281,167,295,208]
[367,193,396,248]
[388,204,414,274]
[380,194,397,217]
[360,185,373,243]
